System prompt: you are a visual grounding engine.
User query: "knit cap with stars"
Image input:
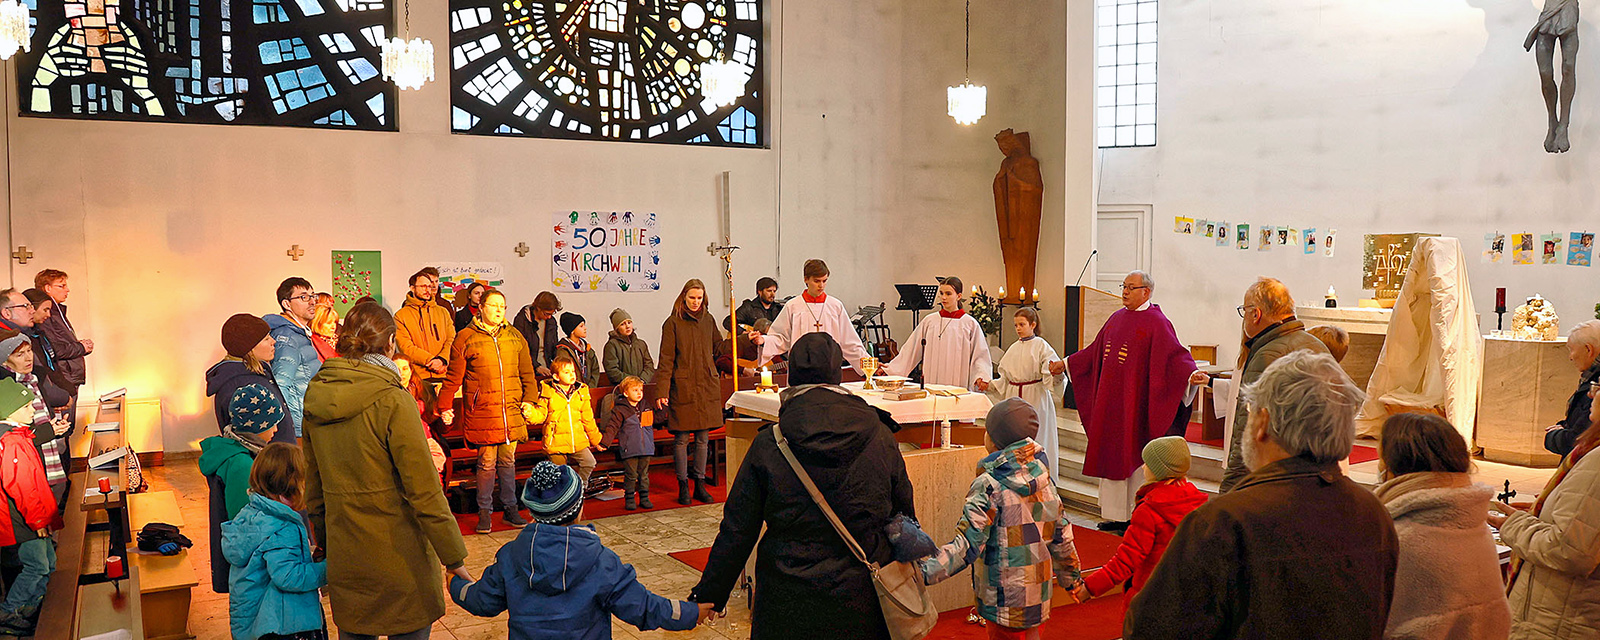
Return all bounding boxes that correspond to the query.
[227,383,284,435]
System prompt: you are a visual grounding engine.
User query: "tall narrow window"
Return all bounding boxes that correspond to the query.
[1096,0,1156,148]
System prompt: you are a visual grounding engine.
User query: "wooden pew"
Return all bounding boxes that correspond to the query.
[127,491,197,640]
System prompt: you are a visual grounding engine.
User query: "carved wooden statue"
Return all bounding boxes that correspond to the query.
[993,129,1044,303]
[1527,0,1580,153]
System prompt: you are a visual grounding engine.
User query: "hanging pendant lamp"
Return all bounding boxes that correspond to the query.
[947,0,985,125]
[0,0,30,61]
[382,0,433,89]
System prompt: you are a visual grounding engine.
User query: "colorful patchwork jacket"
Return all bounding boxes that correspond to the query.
[920,438,1082,629]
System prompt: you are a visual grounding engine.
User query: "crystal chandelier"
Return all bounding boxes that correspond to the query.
[381,0,433,89]
[947,0,986,125]
[700,58,750,108]
[0,0,30,61]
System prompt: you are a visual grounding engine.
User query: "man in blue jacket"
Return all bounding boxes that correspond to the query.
[267,277,321,440]
[1547,320,1600,456]
[451,462,713,640]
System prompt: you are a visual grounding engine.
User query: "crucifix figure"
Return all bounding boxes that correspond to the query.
[1527,0,1580,153]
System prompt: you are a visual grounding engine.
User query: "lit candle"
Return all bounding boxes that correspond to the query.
[1032,288,1040,301]
[969,285,978,296]
[999,286,1006,299]
[760,367,773,388]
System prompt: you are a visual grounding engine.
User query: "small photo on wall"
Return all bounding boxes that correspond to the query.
[1237,223,1251,250]
[1258,226,1274,251]
[1482,232,1505,264]
[1303,229,1319,255]
[1512,233,1535,265]
[1202,220,1215,238]
[1175,217,1195,235]
[1542,233,1562,264]
[1569,232,1594,266]
[1325,229,1338,257]
[1216,222,1230,246]
[1277,227,1291,245]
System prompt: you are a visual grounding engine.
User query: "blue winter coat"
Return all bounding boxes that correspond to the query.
[449,523,697,640]
[600,398,655,460]
[266,314,321,437]
[221,492,328,640]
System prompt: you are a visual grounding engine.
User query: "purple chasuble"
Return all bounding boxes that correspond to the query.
[1066,304,1196,481]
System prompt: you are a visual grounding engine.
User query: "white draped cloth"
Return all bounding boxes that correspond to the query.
[884,313,992,391]
[1355,237,1483,444]
[760,294,868,373]
[986,336,1066,482]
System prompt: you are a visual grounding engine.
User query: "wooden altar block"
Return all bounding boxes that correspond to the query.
[724,418,765,485]
[904,445,990,613]
[1477,337,1568,468]
[895,424,987,448]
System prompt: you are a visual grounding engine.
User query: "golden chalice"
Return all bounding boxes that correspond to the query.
[862,356,880,390]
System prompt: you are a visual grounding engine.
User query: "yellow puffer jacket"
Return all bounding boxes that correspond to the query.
[538,380,602,455]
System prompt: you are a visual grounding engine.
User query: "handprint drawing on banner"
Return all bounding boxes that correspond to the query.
[646,270,658,282]
[618,278,631,292]
[554,224,566,235]
[553,254,565,265]
[623,212,634,224]
[647,213,657,225]
[649,236,661,247]
[651,253,660,265]
[589,275,604,290]
[590,212,601,224]
[608,213,619,224]
[554,277,566,288]
[569,212,580,224]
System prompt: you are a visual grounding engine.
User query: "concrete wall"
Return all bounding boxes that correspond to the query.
[4,0,1070,452]
[1099,0,1600,364]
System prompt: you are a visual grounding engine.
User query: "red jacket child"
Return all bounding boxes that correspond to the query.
[0,426,58,546]
[1082,437,1207,608]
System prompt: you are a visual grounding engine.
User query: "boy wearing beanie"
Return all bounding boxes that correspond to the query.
[0,379,58,635]
[601,308,655,385]
[555,312,602,388]
[921,397,1083,638]
[451,462,715,640]
[1075,435,1207,610]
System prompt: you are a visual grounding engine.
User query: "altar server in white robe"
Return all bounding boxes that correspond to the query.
[986,307,1067,482]
[755,259,868,373]
[883,276,992,391]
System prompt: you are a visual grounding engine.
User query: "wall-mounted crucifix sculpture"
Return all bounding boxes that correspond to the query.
[1527,0,1580,153]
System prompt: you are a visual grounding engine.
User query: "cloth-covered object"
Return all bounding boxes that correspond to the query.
[1219,320,1328,493]
[1355,237,1482,444]
[395,293,457,382]
[205,359,297,446]
[1372,472,1510,640]
[221,492,328,640]
[1083,477,1206,608]
[760,293,868,373]
[553,338,603,388]
[656,310,728,434]
[538,380,599,456]
[986,336,1066,482]
[1502,442,1600,639]
[36,301,85,390]
[884,311,992,390]
[302,357,468,636]
[602,331,655,385]
[1545,361,1600,456]
[1125,455,1398,639]
[920,438,1081,629]
[437,321,540,446]
[520,461,584,525]
[601,397,654,460]
[0,425,56,547]
[450,523,698,640]
[691,384,914,639]
[1067,305,1196,482]
[266,314,322,437]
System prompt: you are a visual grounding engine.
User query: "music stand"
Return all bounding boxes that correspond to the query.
[895,283,938,326]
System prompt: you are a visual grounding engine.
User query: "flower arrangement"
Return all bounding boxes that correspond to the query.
[968,286,1003,337]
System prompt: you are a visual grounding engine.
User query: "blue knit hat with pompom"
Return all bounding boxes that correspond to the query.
[521,461,584,524]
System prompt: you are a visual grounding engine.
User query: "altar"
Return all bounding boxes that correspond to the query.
[726,382,994,424]
[1296,305,1391,389]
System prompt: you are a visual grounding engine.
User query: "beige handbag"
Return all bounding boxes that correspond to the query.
[773,425,937,640]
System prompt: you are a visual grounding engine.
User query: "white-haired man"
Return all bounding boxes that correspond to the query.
[1547,319,1600,456]
[1126,350,1398,639]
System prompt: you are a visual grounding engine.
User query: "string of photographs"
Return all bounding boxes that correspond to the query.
[1480,232,1594,267]
[1173,217,1338,257]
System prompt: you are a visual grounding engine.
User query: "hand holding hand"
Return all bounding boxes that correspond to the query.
[1189,370,1210,386]
[696,603,720,625]
[428,359,448,374]
[441,410,455,426]
[593,443,608,452]
[1048,360,1067,376]
[450,565,473,581]
[521,402,539,421]
[1071,584,1091,603]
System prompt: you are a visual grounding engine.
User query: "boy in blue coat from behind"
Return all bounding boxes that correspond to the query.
[451,461,714,640]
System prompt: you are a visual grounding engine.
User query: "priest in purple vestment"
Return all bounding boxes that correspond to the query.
[1066,271,1205,530]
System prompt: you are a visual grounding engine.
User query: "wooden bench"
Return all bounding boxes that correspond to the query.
[127,491,197,640]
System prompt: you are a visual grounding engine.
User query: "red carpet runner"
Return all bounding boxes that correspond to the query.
[455,466,729,536]
[670,525,1129,639]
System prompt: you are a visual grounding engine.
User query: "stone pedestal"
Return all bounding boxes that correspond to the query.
[1477,337,1569,468]
[1297,306,1392,390]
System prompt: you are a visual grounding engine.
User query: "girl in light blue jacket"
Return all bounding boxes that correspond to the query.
[222,443,327,640]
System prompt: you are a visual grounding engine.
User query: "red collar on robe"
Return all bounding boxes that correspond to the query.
[801,291,827,303]
[939,309,967,319]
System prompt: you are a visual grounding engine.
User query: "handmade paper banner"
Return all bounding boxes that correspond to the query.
[1201,220,1215,238]
[1483,232,1505,264]
[331,250,382,314]
[436,262,506,305]
[552,211,661,293]
[1257,225,1274,251]
[1512,233,1535,265]
[1542,233,1563,264]
[1324,229,1337,257]
[1216,222,1230,246]
[1569,232,1594,267]
[1236,224,1251,250]
[1303,229,1319,255]
[1175,217,1195,235]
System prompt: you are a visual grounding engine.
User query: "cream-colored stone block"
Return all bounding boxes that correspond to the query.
[1477,337,1569,468]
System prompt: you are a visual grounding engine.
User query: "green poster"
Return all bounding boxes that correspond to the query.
[331,250,382,315]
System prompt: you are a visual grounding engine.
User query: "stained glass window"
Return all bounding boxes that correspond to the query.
[449,0,764,147]
[16,0,396,129]
[1096,0,1156,148]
